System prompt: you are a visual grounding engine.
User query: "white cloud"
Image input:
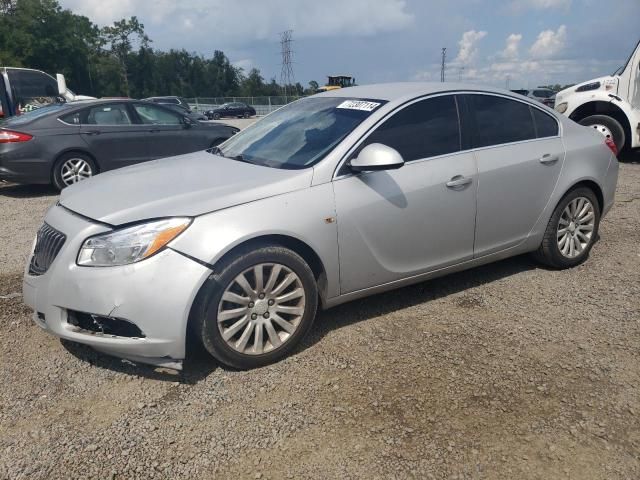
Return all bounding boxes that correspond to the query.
[454,30,487,65]
[530,25,567,59]
[501,33,522,60]
[61,0,414,42]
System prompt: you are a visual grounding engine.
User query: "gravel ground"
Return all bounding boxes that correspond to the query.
[0,154,638,479]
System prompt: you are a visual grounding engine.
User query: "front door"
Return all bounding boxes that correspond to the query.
[131,103,192,158]
[333,95,477,294]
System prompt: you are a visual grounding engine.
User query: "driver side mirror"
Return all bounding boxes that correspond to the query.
[349,143,405,172]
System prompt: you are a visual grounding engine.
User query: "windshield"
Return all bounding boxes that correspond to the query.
[1,102,68,126]
[215,97,385,169]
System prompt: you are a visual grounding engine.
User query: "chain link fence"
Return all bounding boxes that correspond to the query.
[186,96,304,116]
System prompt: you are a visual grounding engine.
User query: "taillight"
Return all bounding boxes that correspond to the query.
[0,130,33,143]
[604,137,618,156]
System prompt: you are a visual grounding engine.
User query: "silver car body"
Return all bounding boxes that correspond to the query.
[23,83,619,369]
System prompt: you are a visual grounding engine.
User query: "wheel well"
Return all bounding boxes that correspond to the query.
[53,149,100,174]
[186,235,329,343]
[569,101,631,149]
[568,180,604,213]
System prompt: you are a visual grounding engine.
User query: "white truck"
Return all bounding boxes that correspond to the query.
[0,67,93,119]
[555,39,640,153]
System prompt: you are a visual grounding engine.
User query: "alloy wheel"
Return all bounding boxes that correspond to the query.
[217,263,306,355]
[60,158,93,186]
[557,197,595,258]
[589,124,613,141]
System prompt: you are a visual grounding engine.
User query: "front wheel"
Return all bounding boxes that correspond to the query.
[533,187,600,269]
[195,246,318,369]
[579,115,625,153]
[52,152,97,190]
[212,113,221,120]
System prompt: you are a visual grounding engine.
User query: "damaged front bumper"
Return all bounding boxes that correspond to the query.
[22,205,212,370]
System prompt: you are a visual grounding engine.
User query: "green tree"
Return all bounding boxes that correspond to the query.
[101,16,150,96]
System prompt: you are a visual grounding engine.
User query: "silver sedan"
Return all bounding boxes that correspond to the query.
[23,83,619,370]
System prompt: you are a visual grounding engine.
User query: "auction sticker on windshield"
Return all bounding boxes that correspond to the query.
[337,100,382,112]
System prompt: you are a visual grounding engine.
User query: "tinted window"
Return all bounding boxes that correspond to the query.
[60,111,81,125]
[134,104,181,125]
[361,95,461,162]
[531,107,559,138]
[85,104,132,125]
[469,95,536,147]
[533,90,553,98]
[7,69,58,114]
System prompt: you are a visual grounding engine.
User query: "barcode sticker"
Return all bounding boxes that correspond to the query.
[336,100,381,112]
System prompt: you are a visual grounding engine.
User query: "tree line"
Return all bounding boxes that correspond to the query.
[0,0,317,98]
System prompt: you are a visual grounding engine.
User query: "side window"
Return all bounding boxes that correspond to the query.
[7,69,58,114]
[360,95,461,162]
[469,95,536,147]
[133,104,182,125]
[60,111,81,125]
[531,107,559,138]
[85,104,132,125]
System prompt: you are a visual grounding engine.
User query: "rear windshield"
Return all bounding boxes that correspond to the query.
[216,97,386,169]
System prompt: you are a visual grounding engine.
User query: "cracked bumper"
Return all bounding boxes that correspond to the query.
[22,205,211,368]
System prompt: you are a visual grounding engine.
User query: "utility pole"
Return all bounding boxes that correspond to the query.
[458,66,464,82]
[506,74,511,90]
[280,30,295,98]
[440,47,447,83]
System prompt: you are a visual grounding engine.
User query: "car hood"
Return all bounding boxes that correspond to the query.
[59,151,314,225]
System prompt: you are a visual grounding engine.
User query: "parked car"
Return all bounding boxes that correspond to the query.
[205,102,256,120]
[0,99,238,189]
[161,103,208,122]
[144,96,192,111]
[23,83,618,371]
[510,88,556,107]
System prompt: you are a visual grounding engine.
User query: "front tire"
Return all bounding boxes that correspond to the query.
[579,115,625,153]
[195,246,318,369]
[52,152,97,190]
[533,187,600,269]
[212,113,221,120]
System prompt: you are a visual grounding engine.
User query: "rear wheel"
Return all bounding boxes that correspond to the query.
[243,112,250,119]
[52,152,96,190]
[533,187,600,269]
[578,115,625,153]
[195,246,318,369]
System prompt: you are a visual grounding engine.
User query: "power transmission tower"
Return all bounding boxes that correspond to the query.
[440,48,447,83]
[280,30,295,97]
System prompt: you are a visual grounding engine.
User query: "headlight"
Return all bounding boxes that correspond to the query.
[77,218,191,267]
[555,102,568,114]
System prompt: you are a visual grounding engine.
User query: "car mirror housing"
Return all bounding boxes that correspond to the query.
[349,143,405,172]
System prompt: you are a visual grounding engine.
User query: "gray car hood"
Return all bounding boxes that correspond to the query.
[59,151,314,225]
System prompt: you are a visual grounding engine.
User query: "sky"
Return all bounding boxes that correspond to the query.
[59,0,640,89]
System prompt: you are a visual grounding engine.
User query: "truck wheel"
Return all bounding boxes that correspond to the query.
[578,115,625,153]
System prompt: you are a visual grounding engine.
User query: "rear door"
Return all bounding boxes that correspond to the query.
[5,68,59,116]
[465,94,564,256]
[77,102,150,169]
[131,102,208,158]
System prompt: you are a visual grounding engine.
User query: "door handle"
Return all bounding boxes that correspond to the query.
[80,130,100,136]
[539,153,559,164]
[446,175,473,188]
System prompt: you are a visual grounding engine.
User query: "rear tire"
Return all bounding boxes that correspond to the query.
[52,152,97,191]
[195,246,318,370]
[533,187,600,269]
[578,115,625,153]
[243,112,250,119]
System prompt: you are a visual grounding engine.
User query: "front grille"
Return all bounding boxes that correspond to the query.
[28,223,66,276]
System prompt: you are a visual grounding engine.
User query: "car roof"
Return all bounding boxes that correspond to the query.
[315,82,531,103]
